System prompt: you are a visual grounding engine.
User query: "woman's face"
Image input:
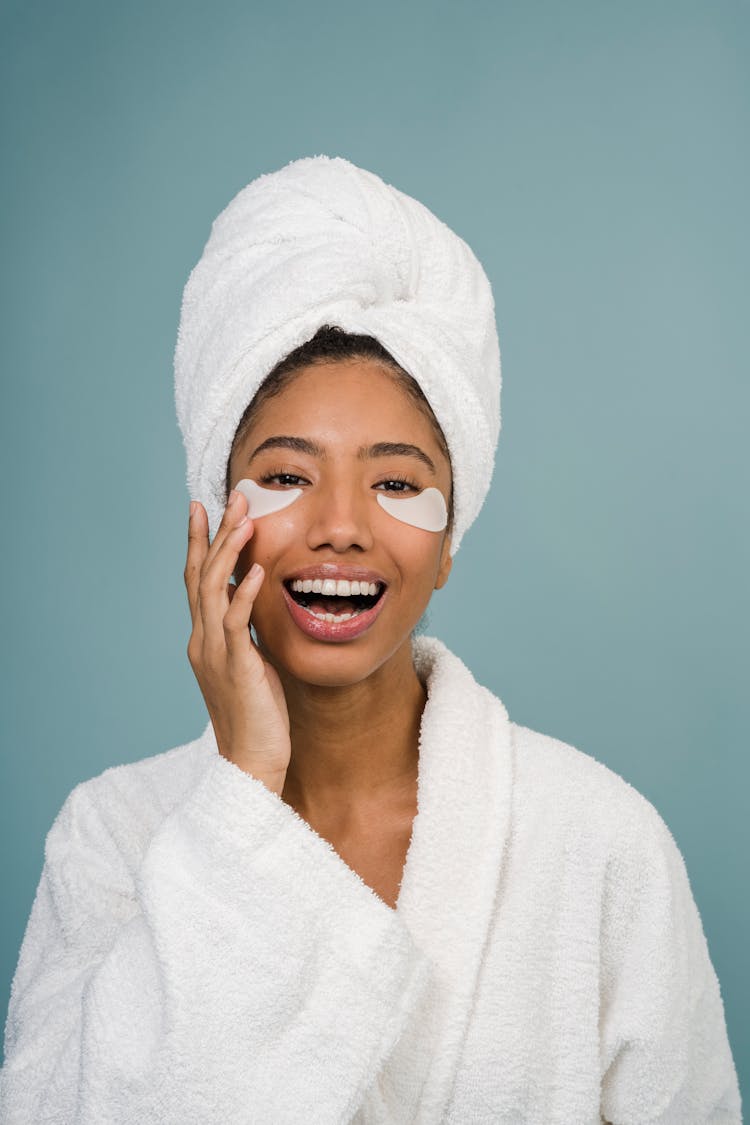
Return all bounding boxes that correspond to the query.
[227,358,453,688]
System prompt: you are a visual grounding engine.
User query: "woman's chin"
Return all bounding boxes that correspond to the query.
[255,627,415,691]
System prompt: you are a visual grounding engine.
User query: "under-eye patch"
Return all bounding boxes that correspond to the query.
[377,487,448,532]
[234,479,303,519]
[234,478,448,532]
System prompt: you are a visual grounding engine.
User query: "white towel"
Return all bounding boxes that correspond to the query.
[174,155,501,553]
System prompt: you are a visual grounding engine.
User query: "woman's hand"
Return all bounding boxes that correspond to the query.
[184,490,291,796]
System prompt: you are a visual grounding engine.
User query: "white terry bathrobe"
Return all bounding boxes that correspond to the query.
[0,636,741,1124]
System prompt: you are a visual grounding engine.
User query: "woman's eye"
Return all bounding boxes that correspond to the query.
[375,479,419,494]
[259,472,307,487]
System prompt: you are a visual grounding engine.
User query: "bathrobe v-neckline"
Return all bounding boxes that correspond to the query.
[381,636,512,1118]
[202,635,513,1120]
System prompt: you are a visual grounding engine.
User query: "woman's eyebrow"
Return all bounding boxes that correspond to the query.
[247,436,436,474]
[248,436,324,461]
[361,442,436,475]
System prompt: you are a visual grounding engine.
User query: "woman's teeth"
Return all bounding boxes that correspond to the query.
[309,609,356,622]
[290,578,381,596]
[287,576,383,624]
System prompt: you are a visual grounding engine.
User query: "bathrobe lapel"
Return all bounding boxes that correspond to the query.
[358,636,514,1122]
[194,635,512,1123]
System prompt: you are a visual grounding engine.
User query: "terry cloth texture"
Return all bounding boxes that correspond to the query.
[0,638,742,1123]
[174,155,502,555]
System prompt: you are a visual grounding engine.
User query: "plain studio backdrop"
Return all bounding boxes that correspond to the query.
[1,0,747,1097]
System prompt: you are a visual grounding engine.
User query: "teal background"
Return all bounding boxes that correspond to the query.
[1,0,747,1096]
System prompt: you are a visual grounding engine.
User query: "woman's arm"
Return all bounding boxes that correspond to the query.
[599,802,742,1124]
[1,755,429,1125]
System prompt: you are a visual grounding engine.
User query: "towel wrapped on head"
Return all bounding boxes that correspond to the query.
[174,155,502,554]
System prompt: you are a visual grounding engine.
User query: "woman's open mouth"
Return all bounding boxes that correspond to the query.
[281,577,388,642]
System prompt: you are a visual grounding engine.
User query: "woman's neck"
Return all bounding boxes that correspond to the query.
[277,641,426,830]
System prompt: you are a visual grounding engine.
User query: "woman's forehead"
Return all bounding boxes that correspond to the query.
[237,361,444,451]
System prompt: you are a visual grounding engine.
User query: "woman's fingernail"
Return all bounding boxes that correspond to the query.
[250,563,263,579]
[189,501,198,520]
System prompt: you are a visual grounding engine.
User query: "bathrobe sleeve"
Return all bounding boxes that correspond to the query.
[599,803,742,1124]
[0,753,430,1125]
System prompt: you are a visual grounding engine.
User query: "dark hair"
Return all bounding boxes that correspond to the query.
[225,324,454,533]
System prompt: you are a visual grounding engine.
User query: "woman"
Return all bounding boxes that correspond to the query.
[1,157,741,1123]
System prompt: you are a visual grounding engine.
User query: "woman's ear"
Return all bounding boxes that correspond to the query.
[434,534,453,590]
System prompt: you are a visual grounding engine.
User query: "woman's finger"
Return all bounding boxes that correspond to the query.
[184,500,209,627]
[199,491,254,606]
[223,563,265,670]
[199,516,256,656]
[200,489,250,574]
[202,502,255,588]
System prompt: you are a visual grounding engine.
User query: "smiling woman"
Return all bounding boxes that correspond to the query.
[0,157,741,1123]
[224,339,453,663]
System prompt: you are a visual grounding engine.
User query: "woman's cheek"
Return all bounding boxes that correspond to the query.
[242,509,303,574]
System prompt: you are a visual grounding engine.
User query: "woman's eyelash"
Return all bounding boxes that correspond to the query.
[258,471,308,486]
[374,476,420,493]
[256,471,421,492]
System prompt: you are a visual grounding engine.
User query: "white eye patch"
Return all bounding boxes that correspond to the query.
[234,479,303,519]
[376,487,448,532]
[233,479,448,533]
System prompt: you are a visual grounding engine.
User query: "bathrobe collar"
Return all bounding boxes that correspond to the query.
[393,635,513,1118]
[198,634,513,1120]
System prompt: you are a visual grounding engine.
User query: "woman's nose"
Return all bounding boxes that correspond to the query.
[305,483,375,553]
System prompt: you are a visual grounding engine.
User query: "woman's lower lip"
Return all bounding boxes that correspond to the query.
[281,585,387,642]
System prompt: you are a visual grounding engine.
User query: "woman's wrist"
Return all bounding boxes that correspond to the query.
[218,753,287,797]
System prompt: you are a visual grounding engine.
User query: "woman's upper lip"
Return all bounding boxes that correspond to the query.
[283,562,388,586]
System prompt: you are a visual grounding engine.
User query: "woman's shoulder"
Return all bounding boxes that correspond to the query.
[510,718,646,801]
[44,727,215,869]
[419,636,673,847]
[507,717,679,859]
